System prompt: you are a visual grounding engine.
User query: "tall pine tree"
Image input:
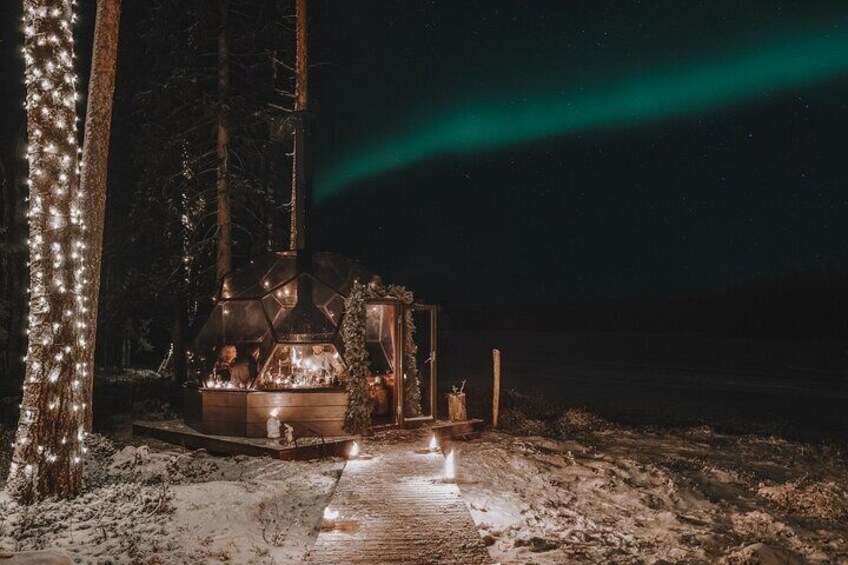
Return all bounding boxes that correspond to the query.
[79,0,121,432]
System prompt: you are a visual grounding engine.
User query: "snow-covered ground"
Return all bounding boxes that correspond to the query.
[454,411,848,565]
[0,435,343,564]
[1,412,846,564]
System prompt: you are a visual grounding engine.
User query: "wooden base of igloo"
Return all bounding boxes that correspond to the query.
[184,386,349,438]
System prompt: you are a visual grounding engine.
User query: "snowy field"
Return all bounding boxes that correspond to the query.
[2,414,846,564]
[455,414,848,565]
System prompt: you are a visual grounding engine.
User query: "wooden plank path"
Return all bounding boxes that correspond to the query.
[308,441,493,564]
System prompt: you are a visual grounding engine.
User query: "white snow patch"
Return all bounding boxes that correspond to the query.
[0,436,343,564]
[456,429,848,564]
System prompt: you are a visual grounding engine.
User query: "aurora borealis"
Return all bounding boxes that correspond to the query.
[305,0,848,304]
[317,25,848,200]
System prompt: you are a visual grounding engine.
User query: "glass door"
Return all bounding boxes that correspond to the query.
[399,304,438,426]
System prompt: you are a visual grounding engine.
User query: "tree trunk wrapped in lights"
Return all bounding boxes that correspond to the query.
[8,0,89,503]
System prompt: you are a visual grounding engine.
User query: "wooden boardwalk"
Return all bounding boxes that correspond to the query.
[308,441,492,565]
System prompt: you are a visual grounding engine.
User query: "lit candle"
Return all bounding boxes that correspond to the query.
[266,408,281,439]
[444,450,455,481]
[349,441,360,459]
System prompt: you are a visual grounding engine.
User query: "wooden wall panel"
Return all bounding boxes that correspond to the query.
[246,390,348,408]
[188,389,350,439]
[200,390,249,408]
[202,404,247,422]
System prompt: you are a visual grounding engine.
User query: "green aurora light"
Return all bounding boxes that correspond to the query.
[317,27,848,201]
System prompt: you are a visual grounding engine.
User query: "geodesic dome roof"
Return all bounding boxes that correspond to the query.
[193,250,377,359]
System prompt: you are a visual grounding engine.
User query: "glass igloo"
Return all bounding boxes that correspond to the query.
[190,250,381,390]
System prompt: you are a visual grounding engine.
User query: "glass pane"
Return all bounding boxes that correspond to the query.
[195,301,270,350]
[221,268,261,300]
[260,252,298,291]
[312,276,345,325]
[365,303,396,373]
[312,251,375,295]
[220,300,270,343]
[409,308,435,419]
[192,300,274,387]
[262,279,298,337]
[312,252,352,294]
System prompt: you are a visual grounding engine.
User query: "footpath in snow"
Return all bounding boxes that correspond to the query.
[308,438,492,565]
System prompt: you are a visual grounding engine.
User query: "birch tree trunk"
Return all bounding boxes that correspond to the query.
[216,0,232,280]
[8,0,88,503]
[80,0,121,432]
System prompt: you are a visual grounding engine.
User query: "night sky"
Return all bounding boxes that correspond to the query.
[306,1,848,305]
[3,1,848,309]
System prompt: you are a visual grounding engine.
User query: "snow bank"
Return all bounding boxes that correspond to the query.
[456,427,848,564]
[0,434,344,564]
[0,550,73,564]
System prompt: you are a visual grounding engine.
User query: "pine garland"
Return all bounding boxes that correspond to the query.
[341,281,423,434]
[401,305,423,418]
[341,282,370,434]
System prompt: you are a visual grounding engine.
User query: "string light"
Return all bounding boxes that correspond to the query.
[10,0,88,499]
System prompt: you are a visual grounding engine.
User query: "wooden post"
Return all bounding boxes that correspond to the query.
[492,349,501,428]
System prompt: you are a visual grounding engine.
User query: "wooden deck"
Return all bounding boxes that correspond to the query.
[307,439,492,564]
[133,419,354,460]
[430,418,484,440]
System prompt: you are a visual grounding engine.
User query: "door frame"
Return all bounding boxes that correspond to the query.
[398,303,438,427]
[363,299,438,428]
